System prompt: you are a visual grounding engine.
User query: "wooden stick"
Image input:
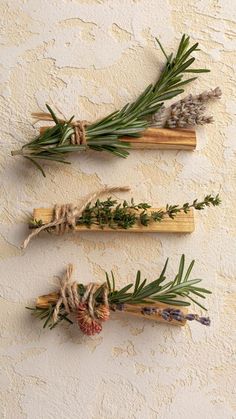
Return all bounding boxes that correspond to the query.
[33,207,194,234]
[121,128,196,150]
[39,127,196,150]
[36,293,187,326]
[123,303,187,326]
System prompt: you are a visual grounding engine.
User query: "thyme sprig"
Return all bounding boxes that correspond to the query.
[30,194,221,231]
[26,255,211,329]
[12,34,209,175]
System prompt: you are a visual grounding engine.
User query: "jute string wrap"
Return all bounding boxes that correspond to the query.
[32,112,88,146]
[53,263,109,323]
[70,120,88,146]
[22,186,130,249]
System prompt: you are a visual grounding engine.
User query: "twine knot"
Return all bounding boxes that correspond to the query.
[32,111,88,147]
[71,120,88,146]
[53,203,77,234]
[22,186,130,249]
[53,264,110,335]
[53,264,79,322]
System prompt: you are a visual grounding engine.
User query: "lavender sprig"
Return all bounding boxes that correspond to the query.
[152,87,222,128]
[141,307,210,326]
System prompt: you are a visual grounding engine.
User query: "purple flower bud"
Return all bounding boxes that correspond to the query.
[163,308,172,313]
[116,303,125,311]
[198,316,211,326]
[141,306,157,315]
[172,313,184,322]
[185,313,196,321]
[161,310,170,321]
[171,309,182,315]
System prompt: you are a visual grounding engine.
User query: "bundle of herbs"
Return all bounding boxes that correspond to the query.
[27,256,211,335]
[11,34,210,176]
[30,194,221,231]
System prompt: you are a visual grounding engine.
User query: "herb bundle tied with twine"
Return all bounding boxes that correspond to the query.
[11,34,221,176]
[27,256,211,335]
[22,186,221,248]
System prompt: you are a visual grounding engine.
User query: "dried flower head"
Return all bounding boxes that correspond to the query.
[77,303,102,336]
[152,87,222,129]
[197,316,211,326]
[94,304,110,322]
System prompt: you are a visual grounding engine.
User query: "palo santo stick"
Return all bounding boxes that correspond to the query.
[36,293,187,326]
[121,128,196,150]
[39,127,196,150]
[122,303,187,326]
[33,207,194,234]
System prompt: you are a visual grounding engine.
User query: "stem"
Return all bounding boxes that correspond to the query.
[11,149,23,156]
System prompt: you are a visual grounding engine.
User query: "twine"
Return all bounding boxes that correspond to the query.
[71,120,88,146]
[53,264,109,324]
[32,112,88,146]
[22,186,130,249]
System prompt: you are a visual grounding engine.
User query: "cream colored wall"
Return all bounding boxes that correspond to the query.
[0,1,235,418]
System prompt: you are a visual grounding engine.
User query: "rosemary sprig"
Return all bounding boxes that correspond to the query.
[12,34,209,175]
[106,254,211,309]
[26,255,211,329]
[30,194,221,230]
[26,306,73,330]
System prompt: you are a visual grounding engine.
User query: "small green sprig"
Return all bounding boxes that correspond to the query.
[30,194,221,231]
[26,255,211,329]
[78,194,221,229]
[26,305,73,330]
[12,34,209,175]
[106,254,211,309]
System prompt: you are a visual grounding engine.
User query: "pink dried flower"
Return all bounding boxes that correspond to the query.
[77,303,102,336]
[94,304,110,322]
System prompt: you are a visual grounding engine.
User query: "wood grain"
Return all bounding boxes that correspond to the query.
[121,127,196,150]
[33,207,194,234]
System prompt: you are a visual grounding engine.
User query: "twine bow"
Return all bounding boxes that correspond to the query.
[22,186,130,249]
[53,264,109,326]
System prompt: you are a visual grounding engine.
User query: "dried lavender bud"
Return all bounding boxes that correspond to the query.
[141,307,157,315]
[170,309,181,314]
[158,308,211,326]
[185,313,196,321]
[161,310,171,321]
[151,87,221,129]
[115,303,125,311]
[197,316,211,326]
[197,87,222,102]
[173,314,184,322]
[171,309,184,322]
[195,115,214,125]
[151,106,166,127]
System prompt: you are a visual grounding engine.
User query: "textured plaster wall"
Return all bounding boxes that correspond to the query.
[0,1,236,418]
